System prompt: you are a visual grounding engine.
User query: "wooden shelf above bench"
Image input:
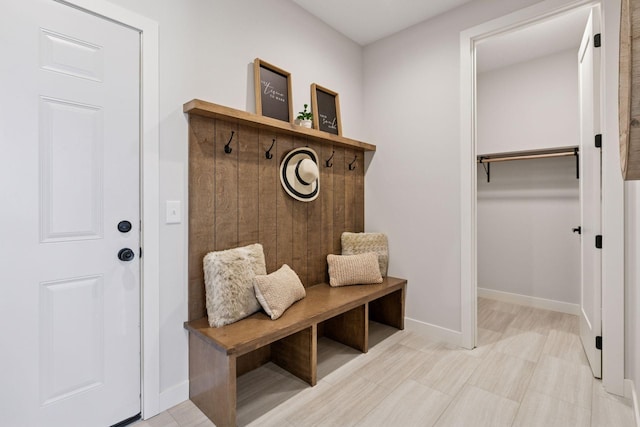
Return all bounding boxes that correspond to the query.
[184,99,376,152]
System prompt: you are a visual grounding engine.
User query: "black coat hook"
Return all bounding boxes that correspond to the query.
[224,131,235,154]
[265,139,276,159]
[348,155,358,170]
[325,150,335,167]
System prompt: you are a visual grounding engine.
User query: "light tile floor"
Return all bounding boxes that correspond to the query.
[135,298,635,427]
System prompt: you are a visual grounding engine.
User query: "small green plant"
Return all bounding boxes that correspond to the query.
[296,104,313,121]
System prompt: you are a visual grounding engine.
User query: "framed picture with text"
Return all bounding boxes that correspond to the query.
[254,58,293,123]
[311,83,342,136]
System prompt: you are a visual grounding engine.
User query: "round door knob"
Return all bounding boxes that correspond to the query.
[118,248,135,262]
[118,220,132,233]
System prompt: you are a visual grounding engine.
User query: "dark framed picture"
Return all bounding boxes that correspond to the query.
[254,58,293,123]
[311,83,342,135]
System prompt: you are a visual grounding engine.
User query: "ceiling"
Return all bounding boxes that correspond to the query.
[293,0,591,73]
[476,7,591,73]
[291,0,474,46]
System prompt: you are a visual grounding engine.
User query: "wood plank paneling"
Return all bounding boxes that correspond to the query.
[292,199,308,285]
[259,132,278,274]
[237,124,260,247]
[355,153,365,232]
[321,145,336,283]
[188,117,366,320]
[344,148,356,233]
[332,148,346,255]
[188,116,216,321]
[306,141,325,286]
[620,0,640,180]
[276,135,294,269]
[292,137,309,285]
[215,120,239,250]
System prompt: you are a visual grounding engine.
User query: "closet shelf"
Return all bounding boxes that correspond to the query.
[477,147,579,183]
[184,99,376,152]
[477,147,578,164]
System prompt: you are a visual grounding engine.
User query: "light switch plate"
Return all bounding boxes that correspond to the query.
[166,200,181,224]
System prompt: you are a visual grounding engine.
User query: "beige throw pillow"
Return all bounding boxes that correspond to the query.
[203,243,266,327]
[327,252,384,287]
[254,264,306,320]
[341,232,389,276]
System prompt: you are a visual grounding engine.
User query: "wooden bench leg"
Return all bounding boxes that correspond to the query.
[323,304,368,352]
[271,325,317,386]
[189,334,236,427]
[369,287,405,330]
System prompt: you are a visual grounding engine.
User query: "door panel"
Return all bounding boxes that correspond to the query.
[578,8,602,378]
[0,1,141,425]
[40,97,104,241]
[39,276,105,405]
[39,28,105,82]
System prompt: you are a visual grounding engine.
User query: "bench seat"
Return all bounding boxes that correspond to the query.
[184,276,407,427]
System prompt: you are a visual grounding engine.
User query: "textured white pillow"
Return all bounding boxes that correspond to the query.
[254,264,306,320]
[327,252,384,287]
[203,243,266,327]
[341,232,389,277]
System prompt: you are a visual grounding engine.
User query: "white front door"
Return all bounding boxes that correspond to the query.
[0,1,141,425]
[578,8,602,379]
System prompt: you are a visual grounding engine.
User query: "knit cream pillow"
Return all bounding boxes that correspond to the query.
[341,232,389,277]
[203,243,266,327]
[254,264,306,320]
[327,252,384,287]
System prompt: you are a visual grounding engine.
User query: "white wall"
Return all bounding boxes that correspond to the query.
[477,49,580,155]
[105,0,364,409]
[477,157,580,303]
[363,0,556,333]
[626,183,640,394]
[476,50,580,305]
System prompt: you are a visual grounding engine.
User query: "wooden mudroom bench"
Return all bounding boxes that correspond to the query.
[184,276,406,427]
[184,100,400,426]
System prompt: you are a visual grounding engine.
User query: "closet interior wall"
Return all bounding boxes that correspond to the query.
[476,48,581,307]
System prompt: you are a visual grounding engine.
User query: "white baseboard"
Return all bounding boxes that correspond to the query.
[624,379,640,427]
[157,380,189,415]
[405,317,464,348]
[478,287,580,316]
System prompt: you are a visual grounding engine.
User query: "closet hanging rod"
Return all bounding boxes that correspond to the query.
[477,149,576,164]
[478,147,579,183]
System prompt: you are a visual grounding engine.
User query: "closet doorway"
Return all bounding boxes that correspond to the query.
[473,6,602,377]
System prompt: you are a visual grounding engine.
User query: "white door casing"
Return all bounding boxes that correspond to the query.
[578,8,603,379]
[0,0,142,425]
[461,0,625,395]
